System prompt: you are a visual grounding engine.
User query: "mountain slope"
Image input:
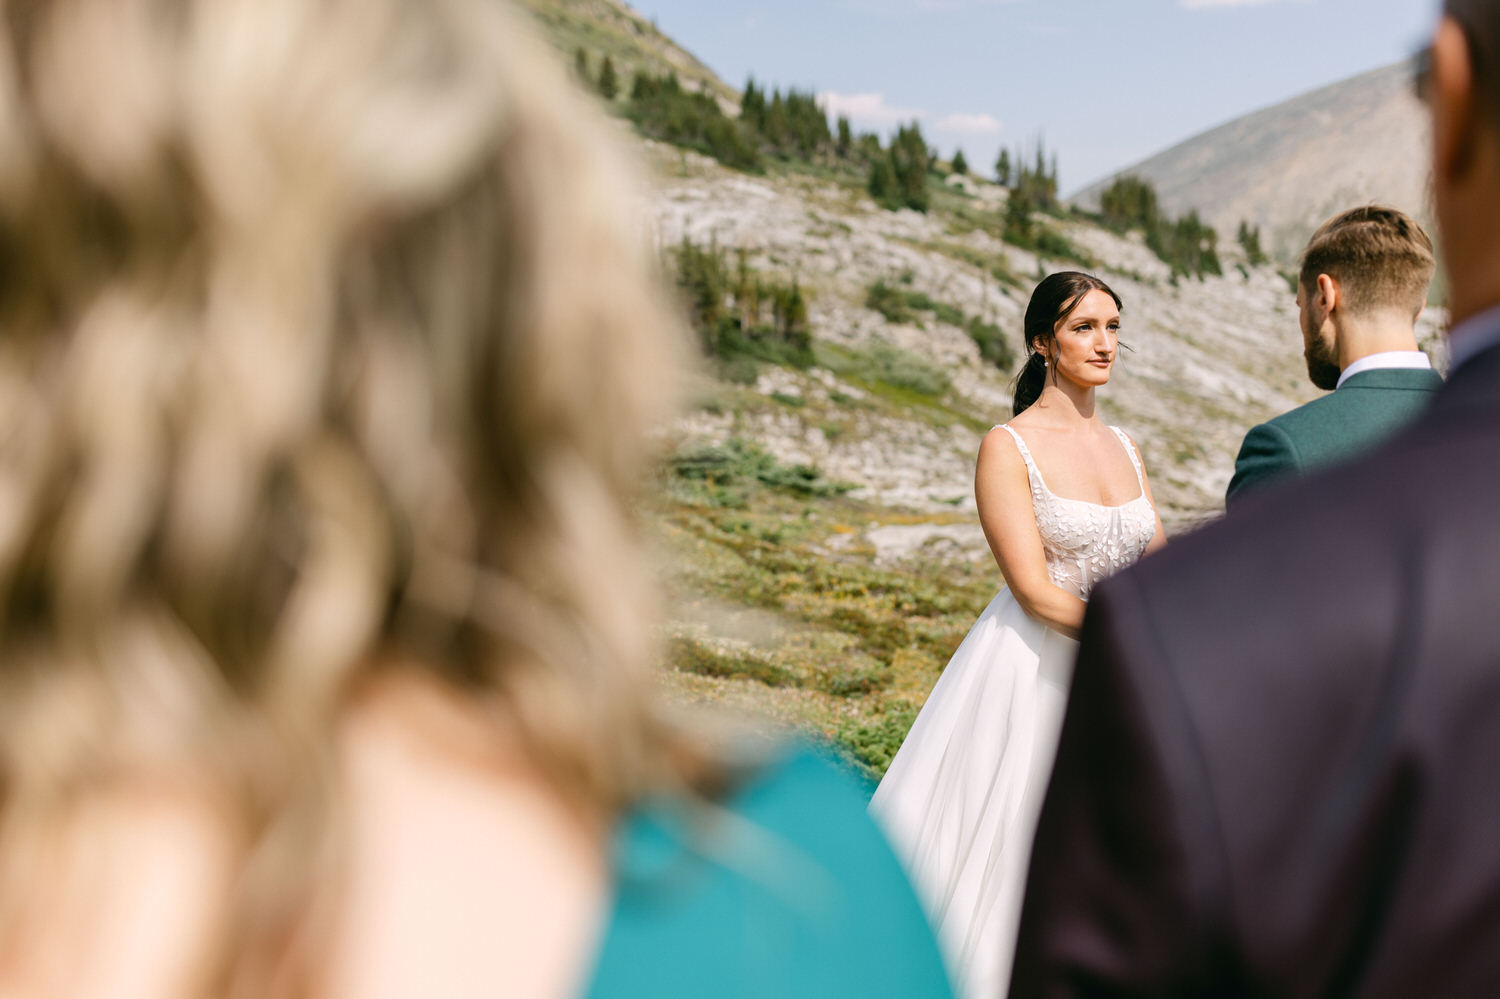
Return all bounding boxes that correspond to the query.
[1075,62,1429,261]
[513,4,1448,775]
[514,0,738,104]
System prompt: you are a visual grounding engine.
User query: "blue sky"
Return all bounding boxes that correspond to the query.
[632,0,1441,193]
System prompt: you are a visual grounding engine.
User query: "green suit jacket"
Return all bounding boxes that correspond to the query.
[1226,367,1443,507]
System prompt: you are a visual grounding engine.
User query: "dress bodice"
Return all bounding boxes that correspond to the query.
[998,424,1157,599]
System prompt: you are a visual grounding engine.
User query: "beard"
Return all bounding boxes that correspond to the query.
[1303,331,1340,391]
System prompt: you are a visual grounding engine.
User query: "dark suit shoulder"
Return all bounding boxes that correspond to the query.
[1022,371,1500,995]
[1098,408,1500,990]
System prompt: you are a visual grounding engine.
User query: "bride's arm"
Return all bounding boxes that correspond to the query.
[975,428,1088,638]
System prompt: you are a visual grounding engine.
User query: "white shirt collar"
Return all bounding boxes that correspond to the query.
[1446,302,1500,375]
[1335,350,1433,390]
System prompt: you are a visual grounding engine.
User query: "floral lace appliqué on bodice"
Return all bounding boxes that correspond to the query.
[999,424,1157,599]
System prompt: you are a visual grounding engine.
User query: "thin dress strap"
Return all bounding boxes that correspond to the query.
[998,424,1040,474]
[997,424,1048,507]
[1110,426,1145,491]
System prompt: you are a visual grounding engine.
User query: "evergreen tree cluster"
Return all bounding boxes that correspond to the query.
[994,139,1068,256]
[995,141,1059,211]
[740,79,832,160]
[670,238,812,368]
[868,121,932,212]
[628,71,761,172]
[1146,210,1221,280]
[574,47,619,100]
[1237,220,1268,267]
[1099,175,1159,231]
[1098,174,1222,279]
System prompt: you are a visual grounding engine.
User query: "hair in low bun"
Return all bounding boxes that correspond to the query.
[1011,351,1048,416]
[1011,271,1122,415]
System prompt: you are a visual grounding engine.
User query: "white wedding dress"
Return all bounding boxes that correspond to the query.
[870,424,1157,998]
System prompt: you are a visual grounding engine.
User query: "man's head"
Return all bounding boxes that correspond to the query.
[1429,2,1500,323]
[1295,206,1435,390]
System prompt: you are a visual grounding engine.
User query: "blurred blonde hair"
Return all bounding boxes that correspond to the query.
[0,0,700,987]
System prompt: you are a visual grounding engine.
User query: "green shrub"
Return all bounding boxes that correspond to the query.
[834,704,919,777]
[669,239,814,368]
[670,438,853,505]
[668,637,796,687]
[965,315,1014,369]
[933,301,965,326]
[862,342,951,397]
[865,280,912,323]
[718,354,761,384]
[865,279,1014,371]
[815,664,892,698]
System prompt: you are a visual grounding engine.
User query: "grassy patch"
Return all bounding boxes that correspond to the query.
[899,237,1025,290]
[834,703,919,777]
[865,279,1015,370]
[669,438,853,508]
[824,338,953,398]
[668,636,797,687]
[656,476,997,781]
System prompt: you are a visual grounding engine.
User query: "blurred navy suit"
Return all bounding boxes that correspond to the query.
[1010,336,1500,997]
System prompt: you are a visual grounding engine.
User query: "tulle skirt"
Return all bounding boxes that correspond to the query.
[869,587,1077,998]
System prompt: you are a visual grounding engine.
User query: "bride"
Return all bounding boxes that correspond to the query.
[870,271,1166,996]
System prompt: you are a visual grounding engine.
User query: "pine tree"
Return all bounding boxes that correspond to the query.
[996,148,1012,186]
[868,156,899,208]
[741,78,765,130]
[1005,187,1035,244]
[836,116,853,158]
[735,249,761,329]
[597,56,618,100]
[1237,220,1267,266]
[887,121,930,211]
[1100,175,1159,231]
[574,47,588,82]
[951,148,968,175]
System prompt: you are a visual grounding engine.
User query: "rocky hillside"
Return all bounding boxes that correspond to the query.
[1075,62,1430,262]
[649,142,1448,532]
[515,0,737,104]
[524,2,1448,776]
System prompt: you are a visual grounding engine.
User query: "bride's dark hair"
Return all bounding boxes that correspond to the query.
[1012,271,1123,415]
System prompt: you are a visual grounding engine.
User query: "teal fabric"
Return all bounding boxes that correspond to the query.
[1226,367,1442,507]
[582,747,953,999]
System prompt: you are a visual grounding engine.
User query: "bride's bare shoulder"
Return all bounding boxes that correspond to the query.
[977,425,1030,491]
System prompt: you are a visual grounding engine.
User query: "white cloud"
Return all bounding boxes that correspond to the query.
[817,91,1003,146]
[931,111,1002,135]
[816,91,926,127]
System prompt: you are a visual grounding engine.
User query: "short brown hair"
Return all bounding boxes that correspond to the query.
[1299,205,1436,316]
